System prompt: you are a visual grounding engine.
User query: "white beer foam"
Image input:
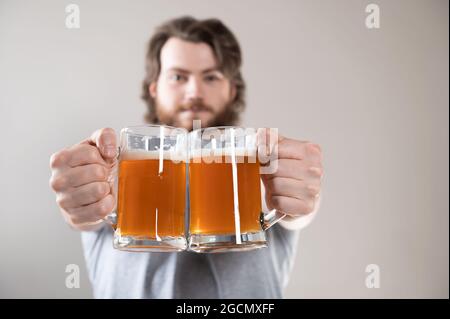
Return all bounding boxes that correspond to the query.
[120,149,187,162]
[121,148,257,162]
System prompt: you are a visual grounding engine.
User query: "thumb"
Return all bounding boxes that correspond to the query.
[256,127,283,157]
[82,127,117,161]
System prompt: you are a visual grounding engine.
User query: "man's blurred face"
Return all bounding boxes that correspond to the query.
[149,37,236,131]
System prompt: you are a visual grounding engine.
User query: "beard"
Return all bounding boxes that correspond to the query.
[153,98,240,131]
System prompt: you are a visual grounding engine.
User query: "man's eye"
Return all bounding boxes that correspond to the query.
[170,74,185,82]
[204,75,219,82]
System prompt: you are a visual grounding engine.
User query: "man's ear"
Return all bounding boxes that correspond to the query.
[230,82,237,101]
[149,82,157,99]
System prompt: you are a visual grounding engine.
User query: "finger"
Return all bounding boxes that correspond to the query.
[267,194,316,216]
[264,176,321,200]
[277,139,322,163]
[81,127,117,161]
[66,144,109,167]
[55,164,111,190]
[65,194,115,225]
[256,129,322,165]
[56,182,111,208]
[261,159,324,180]
[257,128,280,157]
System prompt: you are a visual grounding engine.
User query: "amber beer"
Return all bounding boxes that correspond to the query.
[116,151,186,238]
[189,154,262,235]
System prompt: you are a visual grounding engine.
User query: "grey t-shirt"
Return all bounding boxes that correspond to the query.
[81,224,300,299]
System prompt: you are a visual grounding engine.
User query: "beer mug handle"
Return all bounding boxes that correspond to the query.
[257,128,286,231]
[102,146,121,227]
[261,210,286,231]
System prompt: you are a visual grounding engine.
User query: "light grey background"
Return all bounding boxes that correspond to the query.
[0,0,448,298]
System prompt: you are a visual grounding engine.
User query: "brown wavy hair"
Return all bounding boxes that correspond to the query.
[141,16,246,125]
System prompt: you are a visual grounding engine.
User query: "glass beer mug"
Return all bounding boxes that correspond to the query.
[188,126,286,253]
[106,125,188,252]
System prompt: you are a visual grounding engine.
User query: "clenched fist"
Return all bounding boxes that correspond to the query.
[261,133,323,229]
[49,128,117,231]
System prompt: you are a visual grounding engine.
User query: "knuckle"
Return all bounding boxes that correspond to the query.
[313,143,322,153]
[318,167,324,178]
[50,149,68,169]
[59,208,79,226]
[59,207,70,218]
[94,182,109,197]
[303,200,315,214]
[309,166,324,178]
[307,143,322,156]
[93,165,107,180]
[306,184,320,197]
[49,175,66,191]
[68,214,81,226]
[98,196,113,217]
[55,194,68,208]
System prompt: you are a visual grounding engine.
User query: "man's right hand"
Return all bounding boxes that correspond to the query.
[49,128,117,231]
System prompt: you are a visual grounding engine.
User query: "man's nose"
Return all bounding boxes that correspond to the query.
[185,77,204,100]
